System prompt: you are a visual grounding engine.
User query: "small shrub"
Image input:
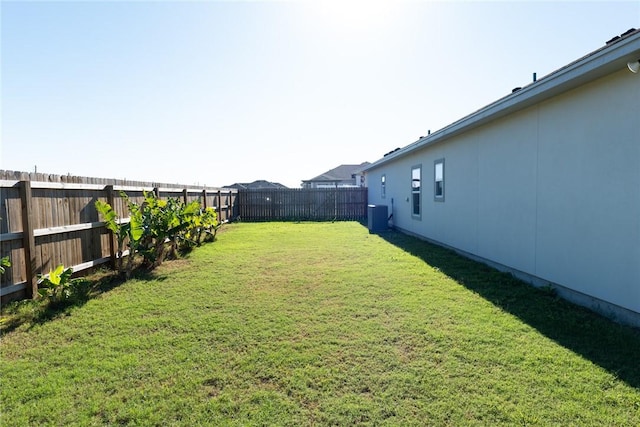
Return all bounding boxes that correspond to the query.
[37,265,87,304]
[95,199,131,275]
[181,206,220,250]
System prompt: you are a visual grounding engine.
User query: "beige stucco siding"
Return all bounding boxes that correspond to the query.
[475,108,539,274]
[367,68,640,315]
[535,69,640,312]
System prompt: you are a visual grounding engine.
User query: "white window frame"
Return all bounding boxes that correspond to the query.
[411,165,421,219]
[434,159,445,202]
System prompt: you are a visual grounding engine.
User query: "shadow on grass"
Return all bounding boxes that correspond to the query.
[0,270,128,335]
[374,228,640,389]
[0,260,178,335]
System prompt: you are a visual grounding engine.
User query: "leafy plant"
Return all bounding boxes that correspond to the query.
[0,256,10,275]
[96,191,221,277]
[198,206,220,244]
[179,205,219,250]
[37,265,86,303]
[128,192,220,266]
[95,199,131,275]
[130,192,185,268]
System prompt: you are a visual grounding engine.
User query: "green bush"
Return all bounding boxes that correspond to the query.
[96,191,219,277]
[37,265,87,304]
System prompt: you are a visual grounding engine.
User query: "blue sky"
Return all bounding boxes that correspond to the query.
[2,1,638,188]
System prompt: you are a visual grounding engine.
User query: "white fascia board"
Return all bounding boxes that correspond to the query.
[365,31,640,172]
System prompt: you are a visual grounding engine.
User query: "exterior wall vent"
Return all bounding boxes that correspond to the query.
[383,147,401,157]
[606,35,621,44]
[621,28,637,37]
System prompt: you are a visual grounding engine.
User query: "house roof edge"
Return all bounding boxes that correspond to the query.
[364,29,640,172]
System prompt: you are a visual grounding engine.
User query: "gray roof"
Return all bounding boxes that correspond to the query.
[304,162,371,183]
[225,180,288,190]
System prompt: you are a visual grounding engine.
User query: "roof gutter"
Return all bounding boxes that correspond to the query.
[364,30,640,172]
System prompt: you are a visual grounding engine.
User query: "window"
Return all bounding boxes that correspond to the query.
[381,175,386,198]
[434,159,444,201]
[411,166,421,217]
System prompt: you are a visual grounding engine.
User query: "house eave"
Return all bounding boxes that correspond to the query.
[364,30,640,172]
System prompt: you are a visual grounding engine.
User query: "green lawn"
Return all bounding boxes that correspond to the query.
[1,222,639,426]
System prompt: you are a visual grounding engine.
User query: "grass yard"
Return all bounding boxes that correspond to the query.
[1,222,639,426]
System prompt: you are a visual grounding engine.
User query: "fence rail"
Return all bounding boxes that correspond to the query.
[238,188,368,222]
[0,172,238,302]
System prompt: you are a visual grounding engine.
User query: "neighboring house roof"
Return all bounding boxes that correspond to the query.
[303,162,371,183]
[225,180,288,190]
[364,27,640,172]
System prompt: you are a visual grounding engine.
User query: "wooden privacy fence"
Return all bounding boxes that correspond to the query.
[0,177,238,302]
[238,188,368,221]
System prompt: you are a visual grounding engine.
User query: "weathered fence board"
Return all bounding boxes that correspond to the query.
[238,188,367,222]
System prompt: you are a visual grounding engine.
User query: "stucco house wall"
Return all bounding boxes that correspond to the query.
[365,37,640,325]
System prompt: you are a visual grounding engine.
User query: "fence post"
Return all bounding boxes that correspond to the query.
[231,190,236,220]
[19,181,37,299]
[105,185,117,269]
[182,189,188,204]
[202,189,207,208]
[217,190,222,221]
[334,185,338,220]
